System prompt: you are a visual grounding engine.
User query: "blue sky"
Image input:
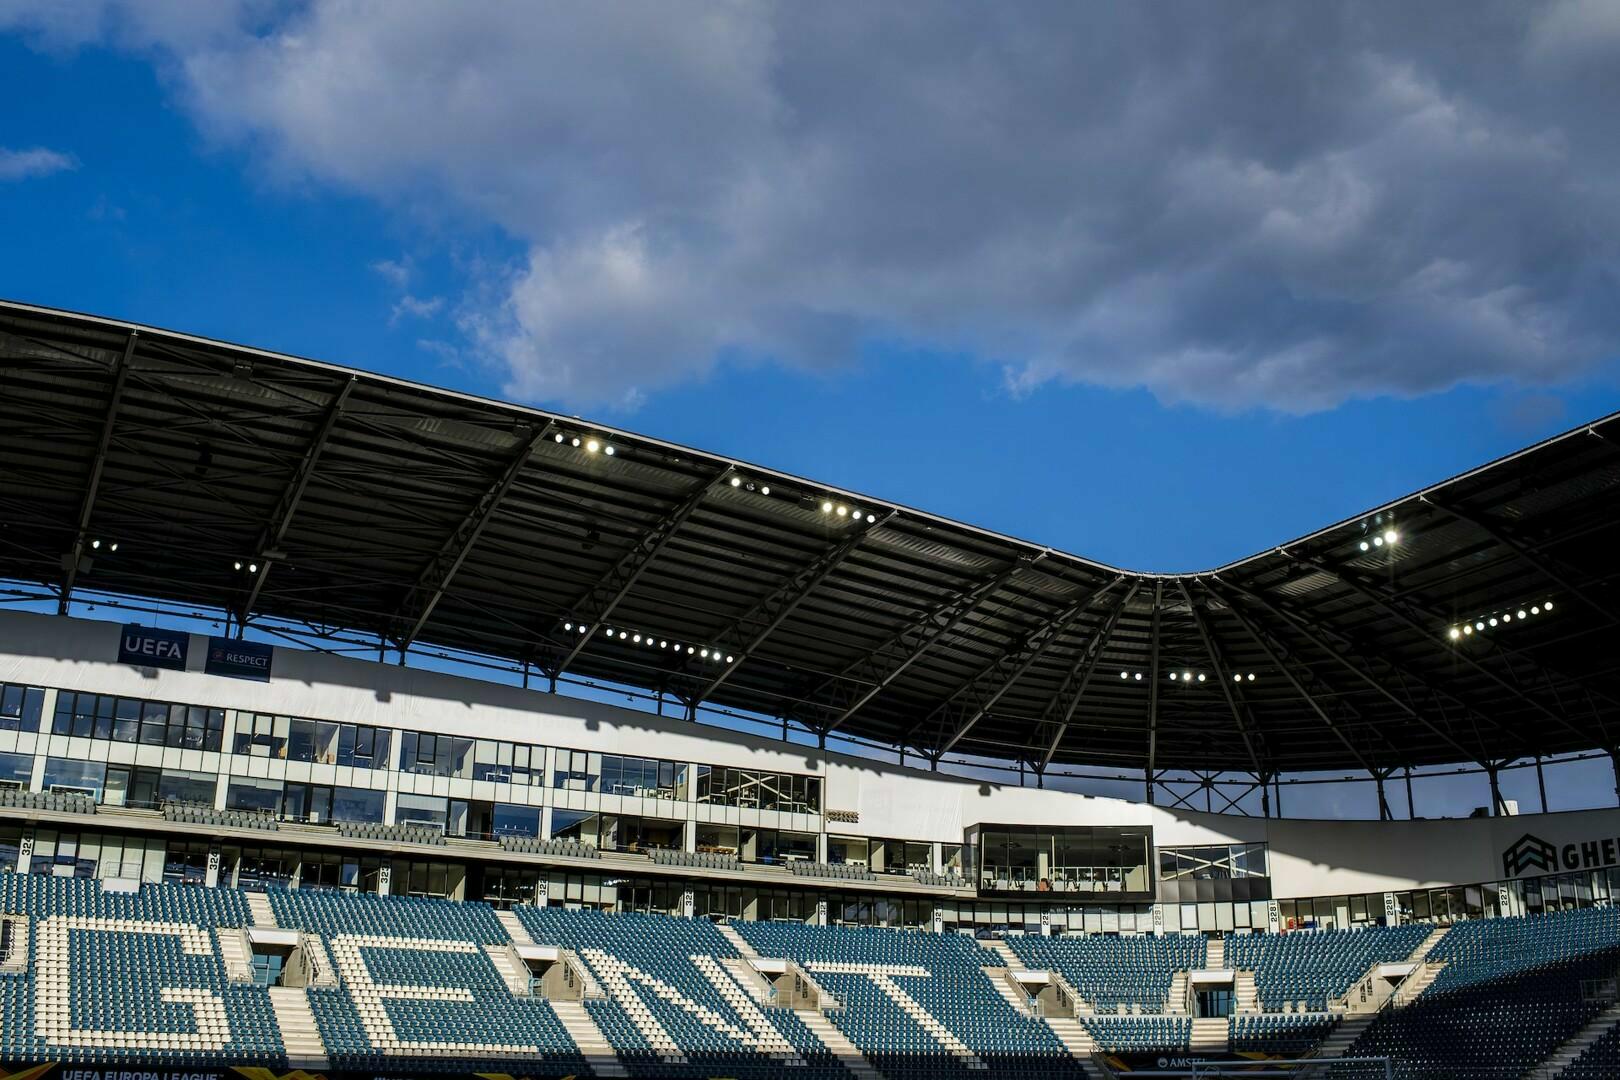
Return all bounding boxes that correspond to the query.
[3,6,1619,817]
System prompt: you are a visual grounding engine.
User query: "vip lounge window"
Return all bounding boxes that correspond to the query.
[694,766,821,813]
[0,682,44,732]
[55,692,223,750]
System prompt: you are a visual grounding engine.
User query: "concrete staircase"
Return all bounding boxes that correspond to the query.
[1523,1000,1620,1079]
[1044,1016,1107,1080]
[245,890,275,927]
[483,943,535,996]
[718,922,760,958]
[497,907,535,945]
[215,928,256,984]
[1166,971,1190,1014]
[550,999,628,1078]
[267,985,328,1071]
[984,967,1034,1015]
[797,1009,884,1080]
[723,956,776,1004]
[1391,962,1445,1007]
[1206,936,1226,969]
[1190,1016,1229,1053]
[1312,1013,1377,1063]
[1234,970,1260,1014]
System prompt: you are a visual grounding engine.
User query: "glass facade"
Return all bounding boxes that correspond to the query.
[975,825,1152,896]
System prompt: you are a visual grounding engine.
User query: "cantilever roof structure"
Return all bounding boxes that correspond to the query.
[2,299,1618,785]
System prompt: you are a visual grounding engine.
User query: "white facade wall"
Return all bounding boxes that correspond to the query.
[2,608,1616,900]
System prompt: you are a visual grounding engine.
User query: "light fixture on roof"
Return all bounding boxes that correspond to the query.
[836,505,848,517]
[1359,541,1370,551]
[571,437,581,447]
[1120,671,1128,679]
[1247,673,1255,681]
[659,640,668,648]
[1134,672,1143,681]
[578,624,587,634]
[1197,673,1206,682]
[564,621,573,631]
[1168,672,1177,681]
[604,445,615,456]
[1462,624,1472,635]
[1448,627,1461,639]
[730,476,741,487]
[554,433,564,443]
[586,439,600,453]
[761,486,771,496]
[91,539,101,549]
[1383,529,1398,544]
[725,654,735,663]
[1372,536,1384,547]
[1233,673,1242,682]
[821,501,833,513]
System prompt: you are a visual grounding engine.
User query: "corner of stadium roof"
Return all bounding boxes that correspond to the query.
[3,297,1620,814]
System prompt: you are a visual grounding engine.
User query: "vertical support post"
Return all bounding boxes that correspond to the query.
[1610,748,1620,807]
[1487,765,1504,816]
[1375,771,1392,821]
[1536,755,1549,814]
[1405,767,1416,819]
[1260,772,1271,819]
[1274,777,1284,818]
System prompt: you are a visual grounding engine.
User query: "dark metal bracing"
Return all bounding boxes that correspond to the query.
[2,300,1618,776]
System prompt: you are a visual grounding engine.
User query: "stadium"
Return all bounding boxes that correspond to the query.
[1,297,1619,1080]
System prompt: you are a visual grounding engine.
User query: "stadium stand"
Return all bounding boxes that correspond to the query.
[1225,923,1431,1012]
[1229,1011,1336,1056]
[0,875,283,1067]
[736,920,1087,1077]
[1008,931,1206,1013]
[519,905,847,1079]
[1335,907,1620,1080]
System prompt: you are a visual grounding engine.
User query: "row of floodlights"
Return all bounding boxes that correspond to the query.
[89,539,118,552]
[553,429,876,525]
[232,560,259,574]
[555,432,617,456]
[1118,670,1260,682]
[562,621,735,663]
[1448,600,1553,640]
[1358,529,1399,552]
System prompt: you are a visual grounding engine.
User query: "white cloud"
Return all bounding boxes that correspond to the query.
[0,146,75,181]
[4,1,1619,412]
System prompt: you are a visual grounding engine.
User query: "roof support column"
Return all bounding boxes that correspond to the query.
[1373,770,1393,821]
[1145,581,1163,805]
[1536,755,1549,814]
[1486,763,1505,817]
[1405,767,1416,820]
[1259,772,1271,819]
[1610,748,1620,808]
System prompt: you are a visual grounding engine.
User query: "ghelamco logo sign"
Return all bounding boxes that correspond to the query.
[1501,832,1620,878]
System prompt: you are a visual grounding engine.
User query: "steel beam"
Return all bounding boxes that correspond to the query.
[394,421,554,652]
[1179,579,1266,776]
[551,466,733,676]
[1422,495,1618,626]
[59,332,136,614]
[932,576,1125,756]
[1293,552,1597,745]
[1211,577,1496,765]
[1038,582,1140,770]
[808,556,1038,737]
[687,511,894,706]
[236,377,356,633]
[1215,582,1380,775]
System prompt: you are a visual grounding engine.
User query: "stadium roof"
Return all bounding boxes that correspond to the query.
[2,299,1618,784]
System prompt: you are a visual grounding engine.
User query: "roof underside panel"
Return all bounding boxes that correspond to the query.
[2,301,1618,775]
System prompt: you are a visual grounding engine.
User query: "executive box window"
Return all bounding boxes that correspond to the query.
[227,777,284,814]
[977,824,1152,895]
[55,692,223,750]
[552,808,601,846]
[1159,843,1269,881]
[0,824,21,873]
[285,719,391,769]
[0,751,32,787]
[40,757,105,800]
[694,766,821,813]
[492,804,541,839]
[280,782,384,825]
[752,828,816,865]
[0,683,44,732]
[600,754,680,799]
[163,841,212,886]
[472,739,543,785]
[553,749,596,792]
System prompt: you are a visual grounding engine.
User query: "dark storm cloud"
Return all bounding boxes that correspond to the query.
[6,0,1619,409]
